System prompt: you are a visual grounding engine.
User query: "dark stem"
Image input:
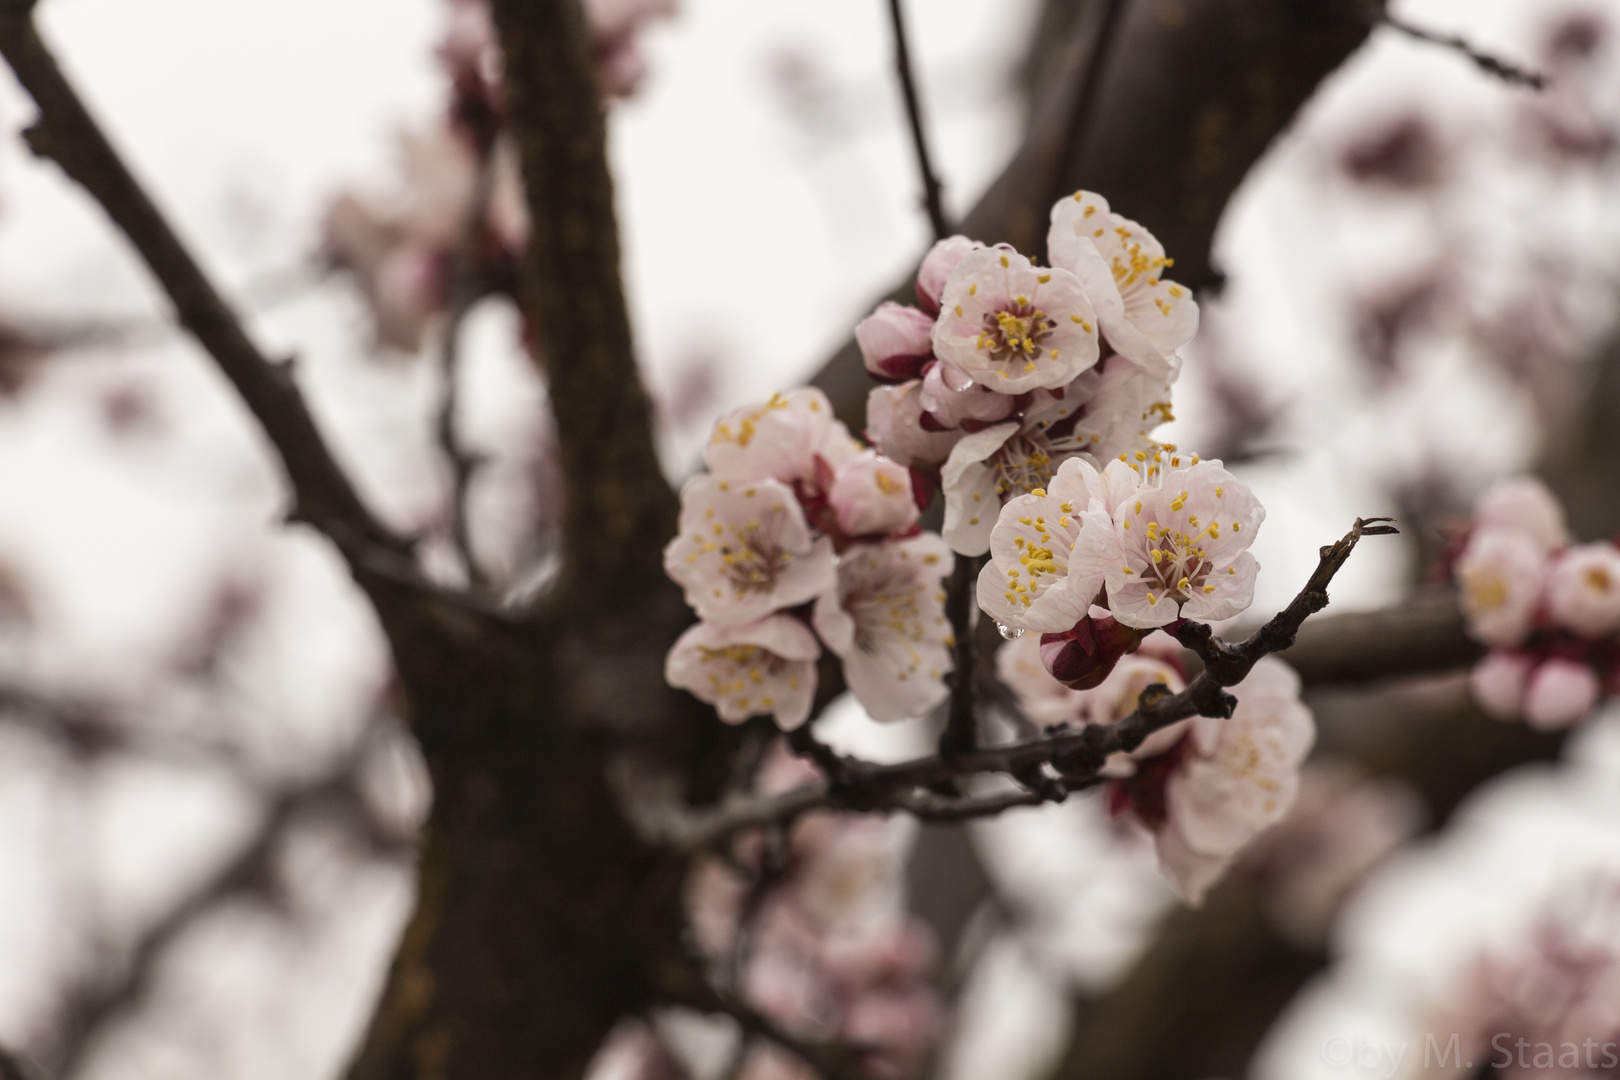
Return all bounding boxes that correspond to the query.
[937,554,980,759]
[1384,13,1547,89]
[884,0,950,240]
[1044,0,1132,212]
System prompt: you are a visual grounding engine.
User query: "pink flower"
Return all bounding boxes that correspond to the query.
[1474,476,1569,553]
[664,476,836,625]
[864,381,962,468]
[974,456,1137,631]
[931,247,1101,394]
[664,616,820,729]
[1156,657,1314,905]
[1047,190,1197,377]
[1523,659,1601,731]
[1469,651,1533,720]
[1072,453,1264,629]
[917,361,1017,428]
[915,235,981,314]
[934,370,1108,555]
[1546,542,1620,637]
[813,535,954,722]
[856,302,936,382]
[828,450,918,538]
[1455,527,1549,647]
[702,388,860,487]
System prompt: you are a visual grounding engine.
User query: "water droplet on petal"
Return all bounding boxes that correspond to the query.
[997,622,1024,640]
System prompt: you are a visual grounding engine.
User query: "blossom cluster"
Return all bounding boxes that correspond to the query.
[859,191,1197,556]
[974,450,1265,651]
[997,634,1314,905]
[1453,477,1620,730]
[687,747,940,1079]
[664,388,953,728]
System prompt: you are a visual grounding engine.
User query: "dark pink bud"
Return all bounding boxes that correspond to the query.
[856,302,935,382]
[1039,615,1147,690]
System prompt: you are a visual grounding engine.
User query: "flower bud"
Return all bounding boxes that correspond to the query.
[919,361,1017,428]
[1039,615,1147,690]
[856,302,936,382]
[1523,658,1601,731]
[1469,651,1532,720]
[829,450,919,538]
[915,235,980,313]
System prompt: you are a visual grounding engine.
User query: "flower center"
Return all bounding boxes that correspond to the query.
[1586,567,1612,594]
[992,434,1056,498]
[1142,516,1213,601]
[719,515,792,594]
[976,300,1055,372]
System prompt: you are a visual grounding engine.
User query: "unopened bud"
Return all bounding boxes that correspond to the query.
[1039,615,1147,690]
[856,302,935,382]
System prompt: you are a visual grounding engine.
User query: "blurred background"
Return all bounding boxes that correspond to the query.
[0,0,1619,1077]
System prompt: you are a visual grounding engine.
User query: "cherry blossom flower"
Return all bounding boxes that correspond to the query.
[1523,658,1602,731]
[931,247,1101,394]
[864,381,962,468]
[856,302,936,382]
[1546,542,1620,637]
[664,615,820,729]
[827,450,918,538]
[1470,651,1534,720]
[1073,453,1264,629]
[813,535,954,722]
[1047,190,1198,376]
[935,371,1113,555]
[702,388,857,487]
[1455,527,1549,646]
[914,235,981,314]
[664,475,836,625]
[1155,657,1315,905]
[973,456,1135,631]
[1474,475,1570,552]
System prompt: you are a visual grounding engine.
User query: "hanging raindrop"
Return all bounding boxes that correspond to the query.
[996,622,1024,640]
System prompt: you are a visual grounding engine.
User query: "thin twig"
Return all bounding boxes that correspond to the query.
[0,12,404,560]
[937,554,980,760]
[1385,14,1547,89]
[436,143,500,586]
[883,0,949,240]
[660,517,1395,851]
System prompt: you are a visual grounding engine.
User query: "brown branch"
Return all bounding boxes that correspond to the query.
[883,0,949,239]
[937,555,981,759]
[0,12,403,560]
[1042,0,1131,213]
[1384,14,1548,89]
[667,982,875,1080]
[489,0,678,611]
[665,518,1393,851]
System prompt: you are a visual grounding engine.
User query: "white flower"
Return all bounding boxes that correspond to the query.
[931,247,1101,394]
[702,388,858,486]
[865,381,962,468]
[1546,542,1620,637]
[664,476,836,625]
[935,370,1109,555]
[1473,476,1569,553]
[813,535,954,722]
[994,632,1090,727]
[1072,455,1264,629]
[828,449,918,538]
[1065,354,1179,463]
[974,457,1136,632]
[1047,190,1197,376]
[1455,527,1548,646]
[1157,657,1314,905]
[665,616,820,729]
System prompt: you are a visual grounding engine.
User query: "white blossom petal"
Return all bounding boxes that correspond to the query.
[665,616,821,729]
